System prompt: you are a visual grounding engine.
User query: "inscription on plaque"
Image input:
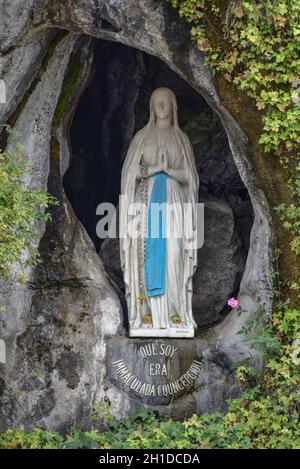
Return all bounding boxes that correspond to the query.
[112,342,203,398]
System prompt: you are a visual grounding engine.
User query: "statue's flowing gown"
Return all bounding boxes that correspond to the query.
[120,90,199,336]
[131,127,191,329]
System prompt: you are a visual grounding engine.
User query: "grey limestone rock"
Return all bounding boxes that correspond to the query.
[0,0,274,430]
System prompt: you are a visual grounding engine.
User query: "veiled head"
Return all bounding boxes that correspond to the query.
[152,90,172,121]
[148,87,179,128]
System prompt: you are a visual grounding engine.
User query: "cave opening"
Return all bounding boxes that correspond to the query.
[63,38,254,329]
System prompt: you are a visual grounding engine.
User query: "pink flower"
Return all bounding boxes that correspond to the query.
[227,297,239,309]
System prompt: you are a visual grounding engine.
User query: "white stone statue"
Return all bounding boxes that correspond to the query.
[120,87,199,338]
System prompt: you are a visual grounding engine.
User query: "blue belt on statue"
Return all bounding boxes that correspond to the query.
[145,171,169,298]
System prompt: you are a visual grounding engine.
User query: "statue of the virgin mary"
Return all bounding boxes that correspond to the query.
[120,87,199,338]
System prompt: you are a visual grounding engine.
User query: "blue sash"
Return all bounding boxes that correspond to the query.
[145,171,169,297]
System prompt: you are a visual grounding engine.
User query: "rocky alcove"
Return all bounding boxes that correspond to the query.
[64,39,254,330]
[0,0,274,431]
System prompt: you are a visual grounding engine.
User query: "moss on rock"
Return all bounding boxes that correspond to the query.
[53,52,83,129]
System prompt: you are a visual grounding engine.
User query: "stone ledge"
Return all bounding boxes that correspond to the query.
[129,327,195,338]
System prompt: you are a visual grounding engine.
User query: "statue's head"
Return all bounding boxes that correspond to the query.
[152,89,172,121]
[148,87,178,127]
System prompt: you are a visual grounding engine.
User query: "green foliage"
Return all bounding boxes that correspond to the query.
[233,301,281,391]
[0,126,58,278]
[237,303,281,359]
[275,162,300,255]
[169,0,300,150]
[0,428,64,449]
[0,382,299,449]
[63,428,100,449]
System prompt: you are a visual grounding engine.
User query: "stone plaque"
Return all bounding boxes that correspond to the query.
[106,337,203,406]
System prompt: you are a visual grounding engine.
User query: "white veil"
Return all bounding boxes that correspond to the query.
[119,87,199,326]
